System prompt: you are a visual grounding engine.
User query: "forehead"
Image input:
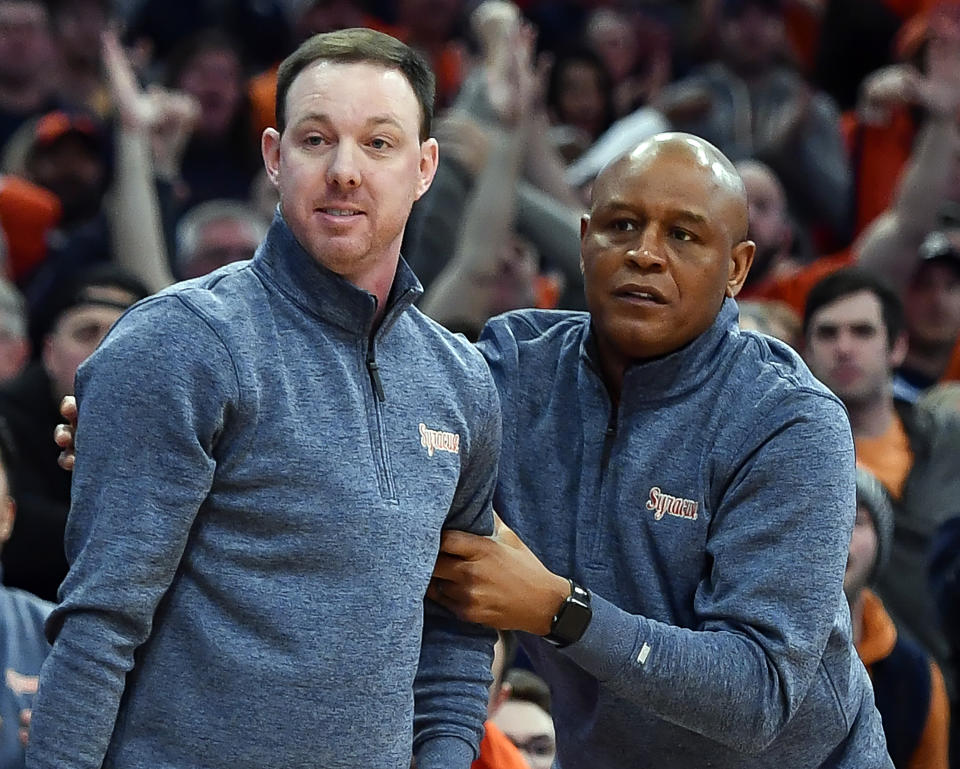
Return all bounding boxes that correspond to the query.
[812,290,885,326]
[593,150,737,227]
[285,59,421,131]
[54,302,125,331]
[495,701,554,735]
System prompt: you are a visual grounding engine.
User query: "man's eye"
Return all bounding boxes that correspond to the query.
[612,219,636,232]
[671,228,694,242]
[305,135,325,146]
[369,138,390,150]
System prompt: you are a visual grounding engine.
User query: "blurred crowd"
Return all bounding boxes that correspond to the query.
[0,0,958,766]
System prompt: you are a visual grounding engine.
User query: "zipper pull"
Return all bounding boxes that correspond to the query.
[367,356,386,402]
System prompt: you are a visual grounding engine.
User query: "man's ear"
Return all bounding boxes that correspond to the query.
[726,240,756,298]
[889,331,909,368]
[261,128,281,188]
[415,138,440,200]
[0,496,15,545]
[579,215,592,275]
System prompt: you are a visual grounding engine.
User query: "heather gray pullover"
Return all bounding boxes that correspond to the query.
[477,301,892,768]
[26,213,501,769]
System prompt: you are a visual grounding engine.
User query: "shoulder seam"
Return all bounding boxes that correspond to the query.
[156,292,245,413]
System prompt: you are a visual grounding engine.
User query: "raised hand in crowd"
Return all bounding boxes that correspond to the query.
[102,27,198,292]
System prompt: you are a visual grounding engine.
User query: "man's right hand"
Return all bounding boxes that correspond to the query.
[54,395,77,471]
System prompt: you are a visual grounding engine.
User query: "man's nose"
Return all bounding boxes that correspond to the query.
[626,226,666,268]
[326,143,361,189]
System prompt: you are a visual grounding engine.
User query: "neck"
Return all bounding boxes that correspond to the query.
[846,394,896,439]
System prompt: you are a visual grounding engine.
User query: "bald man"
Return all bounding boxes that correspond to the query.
[430,133,892,767]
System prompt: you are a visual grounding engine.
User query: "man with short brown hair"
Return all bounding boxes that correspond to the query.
[27,28,500,769]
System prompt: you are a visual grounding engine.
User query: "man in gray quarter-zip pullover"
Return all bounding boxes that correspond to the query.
[25,29,500,769]
[431,133,892,767]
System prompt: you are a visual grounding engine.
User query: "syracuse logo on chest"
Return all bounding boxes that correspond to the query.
[646,486,699,521]
[419,422,461,457]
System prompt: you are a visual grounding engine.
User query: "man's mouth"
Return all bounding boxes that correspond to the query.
[614,284,668,304]
[319,208,363,217]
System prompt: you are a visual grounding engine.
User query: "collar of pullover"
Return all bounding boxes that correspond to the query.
[582,297,740,405]
[252,209,423,337]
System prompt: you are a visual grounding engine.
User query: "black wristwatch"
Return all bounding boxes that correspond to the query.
[544,579,592,648]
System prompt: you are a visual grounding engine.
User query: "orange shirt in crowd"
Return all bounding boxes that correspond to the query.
[472,721,530,769]
[855,414,915,499]
[843,108,918,237]
[856,589,950,769]
[0,175,60,283]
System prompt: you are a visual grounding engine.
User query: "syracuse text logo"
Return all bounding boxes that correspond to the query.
[419,423,461,457]
[646,487,699,521]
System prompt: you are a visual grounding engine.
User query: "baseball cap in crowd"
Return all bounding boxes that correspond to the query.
[28,110,107,158]
[28,264,150,353]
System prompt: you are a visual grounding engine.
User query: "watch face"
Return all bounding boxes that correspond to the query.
[550,594,592,646]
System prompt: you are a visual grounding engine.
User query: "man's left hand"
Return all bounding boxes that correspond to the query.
[428,513,570,635]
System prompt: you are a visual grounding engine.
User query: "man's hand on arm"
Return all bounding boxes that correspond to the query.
[428,513,570,636]
[54,395,77,471]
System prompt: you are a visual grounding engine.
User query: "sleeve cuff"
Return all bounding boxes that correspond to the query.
[415,734,477,769]
[560,591,642,681]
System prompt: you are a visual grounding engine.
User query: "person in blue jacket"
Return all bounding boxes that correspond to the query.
[430,132,892,768]
[0,422,53,768]
[25,28,500,769]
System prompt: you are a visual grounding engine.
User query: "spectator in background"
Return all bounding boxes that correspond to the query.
[473,633,530,769]
[896,231,960,401]
[0,175,59,286]
[803,267,960,712]
[164,30,261,215]
[584,7,672,119]
[845,0,960,235]
[47,0,113,118]
[544,48,616,163]
[657,0,852,242]
[738,62,960,327]
[394,0,469,108]
[122,0,291,74]
[0,30,199,311]
[0,421,53,768]
[0,264,147,602]
[847,466,950,769]
[735,159,808,294]
[0,0,56,149]
[737,299,802,348]
[408,3,584,310]
[21,111,110,233]
[174,199,268,280]
[490,669,555,769]
[0,277,28,383]
[419,26,567,337]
